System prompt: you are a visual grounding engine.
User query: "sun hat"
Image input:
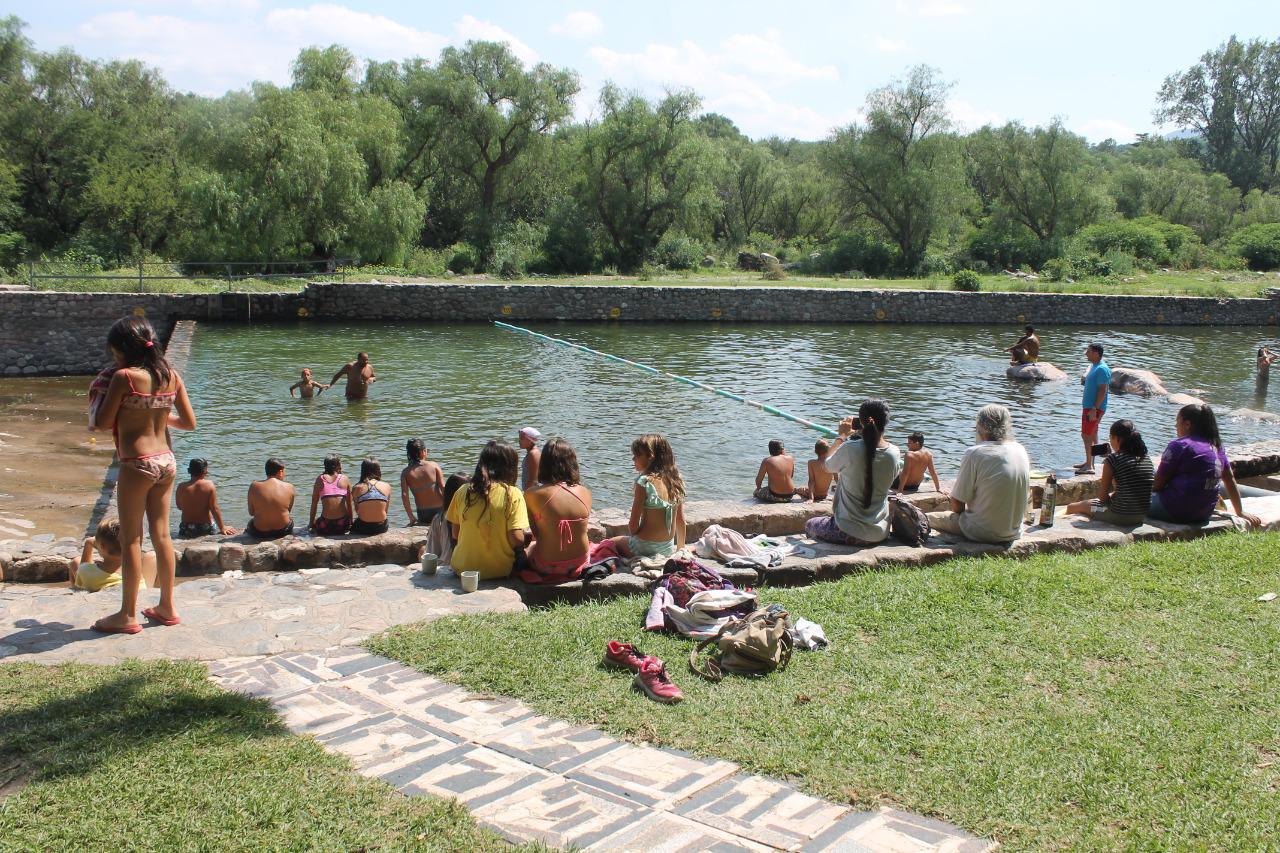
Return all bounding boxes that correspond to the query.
[518,426,542,442]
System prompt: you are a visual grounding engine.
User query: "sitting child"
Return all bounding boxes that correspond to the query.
[289,368,329,399]
[426,473,467,566]
[68,517,155,592]
[796,439,835,501]
[892,432,945,494]
[753,440,797,503]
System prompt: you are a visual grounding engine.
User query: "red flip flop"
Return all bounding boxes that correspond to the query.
[142,607,181,626]
[92,619,143,635]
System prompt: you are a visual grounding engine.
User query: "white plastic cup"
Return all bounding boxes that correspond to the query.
[460,571,479,593]
[420,551,439,575]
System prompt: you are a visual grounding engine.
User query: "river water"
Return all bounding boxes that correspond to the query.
[174,321,1280,525]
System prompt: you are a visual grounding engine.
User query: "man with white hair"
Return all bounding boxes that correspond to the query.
[926,404,1030,544]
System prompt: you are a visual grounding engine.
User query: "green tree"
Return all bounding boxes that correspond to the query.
[716,142,779,244]
[824,66,968,272]
[1156,36,1280,192]
[1106,140,1240,242]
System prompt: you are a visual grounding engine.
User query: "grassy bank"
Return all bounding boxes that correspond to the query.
[370,532,1280,851]
[0,660,529,851]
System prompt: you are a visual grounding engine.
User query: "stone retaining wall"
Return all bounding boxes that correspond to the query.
[4,282,1280,375]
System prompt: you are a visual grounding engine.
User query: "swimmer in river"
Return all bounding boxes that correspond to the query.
[1007,325,1040,365]
[753,439,797,502]
[330,352,376,400]
[1257,347,1277,380]
[289,368,329,398]
[892,432,946,495]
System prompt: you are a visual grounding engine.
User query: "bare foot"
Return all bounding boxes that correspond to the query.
[92,612,141,633]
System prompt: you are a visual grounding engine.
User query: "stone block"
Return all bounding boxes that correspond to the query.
[280,540,321,569]
[337,538,370,566]
[218,541,246,572]
[376,531,419,565]
[11,554,71,583]
[0,550,11,581]
[245,542,280,572]
[181,542,222,575]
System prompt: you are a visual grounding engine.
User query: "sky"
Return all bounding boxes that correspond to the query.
[9,1,1280,143]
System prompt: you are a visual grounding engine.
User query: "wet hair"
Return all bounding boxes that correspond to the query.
[407,438,426,463]
[359,457,382,483]
[265,458,285,476]
[323,454,342,475]
[768,440,784,456]
[442,472,467,513]
[95,516,121,552]
[1109,419,1147,457]
[538,438,581,485]
[1025,325,1035,333]
[908,431,925,447]
[1178,403,1221,449]
[1260,347,1268,358]
[188,458,208,477]
[1088,342,1104,358]
[814,439,830,455]
[632,434,685,502]
[466,440,520,520]
[107,316,172,389]
[975,404,1012,442]
[857,400,889,510]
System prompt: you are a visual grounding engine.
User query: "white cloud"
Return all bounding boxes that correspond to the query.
[948,98,1002,132]
[550,11,603,39]
[1073,118,1138,143]
[874,36,907,53]
[455,14,538,65]
[588,34,854,139]
[920,2,970,17]
[266,5,447,60]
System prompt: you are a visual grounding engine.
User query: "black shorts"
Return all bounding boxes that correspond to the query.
[178,521,217,538]
[417,506,442,525]
[247,520,294,540]
[351,518,389,536]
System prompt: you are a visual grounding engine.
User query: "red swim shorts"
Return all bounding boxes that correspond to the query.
[1081,409,1102,436]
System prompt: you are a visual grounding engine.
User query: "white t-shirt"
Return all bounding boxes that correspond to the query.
[825,438,902,542]
[951,440,1030,543]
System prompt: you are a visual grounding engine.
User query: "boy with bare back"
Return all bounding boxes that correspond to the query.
[796,439,835,501]
[289,368,329,398]
[247,457,296,539]
[753,440,797,502]
[893,432,945,494]
[175,458,236,537]
[401,438,446,525]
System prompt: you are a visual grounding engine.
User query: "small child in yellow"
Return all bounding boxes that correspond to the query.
[68,517,156,592]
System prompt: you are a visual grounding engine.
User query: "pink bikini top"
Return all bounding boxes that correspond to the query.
[530,483,589,548]
[319,474,349,498]
[119,370,177,410]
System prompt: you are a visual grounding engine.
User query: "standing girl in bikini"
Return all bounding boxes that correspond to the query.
[91,316,196,634]
[523,439,593,583]
[608,434,686,559]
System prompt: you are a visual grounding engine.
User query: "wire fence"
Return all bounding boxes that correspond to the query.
[26,258,355,293]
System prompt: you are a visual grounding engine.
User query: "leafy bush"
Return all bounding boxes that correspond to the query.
[489,221,545,279]
[1102,248,1137,276]
[804,230,896,277]
[1227,223,1280,270]
[1075,216,1198,265]
[917,251,953,277]
[446,243,476,274]
[541,197,597,274]
[952,269,981,291]
[651,231,705,270]
[762,256,786,281]
[965,226,1055,271]
[745,230,778,255]
[403,246,452,277]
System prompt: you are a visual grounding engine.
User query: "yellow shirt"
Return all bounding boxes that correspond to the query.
[446,483,529,579]
[74,562,122,592]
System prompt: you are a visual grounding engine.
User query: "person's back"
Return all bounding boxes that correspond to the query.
[754,440,796,501]
[953,441,1030,543]
[449,481,528,578]
[828,437,901,541]
[248,459,295,538]
[806,456,834,500]
[1156,435,1225,523]
[525,441,593,582]
[176,478,214,525]
[401,440,445,525]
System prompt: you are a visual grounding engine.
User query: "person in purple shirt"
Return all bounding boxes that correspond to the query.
[1149,403,1260,528]
[1075,343,1111,474]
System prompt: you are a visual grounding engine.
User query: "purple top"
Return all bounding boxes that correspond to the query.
[1156,436,1228,522]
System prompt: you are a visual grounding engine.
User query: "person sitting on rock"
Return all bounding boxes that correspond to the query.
[796,439,835,501]
[1007,325,1040,364]
[247,457,295,540]
[68,517,156,592]
[309,454,352,536]
[927,404,1030,545]
[448,441,529,579]
[1148,403,1261,528]
[753,440,797,503]
[401,438,445,526]
[523,439,594,584]
[518,427,543,491]
[1065,419,1153,526]
[892,432,946,495]
[175,457,236,538]
[350,457,392,536]
[804,400,901,546]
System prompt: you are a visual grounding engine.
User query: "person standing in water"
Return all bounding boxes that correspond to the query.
[330,352,376,400]
[289,368,329,398]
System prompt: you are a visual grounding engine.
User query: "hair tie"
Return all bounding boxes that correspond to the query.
[144,340,155,348]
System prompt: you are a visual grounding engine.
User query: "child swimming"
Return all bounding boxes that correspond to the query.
[289,368,329,399]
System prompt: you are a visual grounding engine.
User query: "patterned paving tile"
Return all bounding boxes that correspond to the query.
[393,744,552,811]
[585,810,775,852]
[314,712,461,774]
[801,808,990,853]
[675,773,854,851]
[477,714,623,773]
[567,743,738,809]
[472,776,646,848]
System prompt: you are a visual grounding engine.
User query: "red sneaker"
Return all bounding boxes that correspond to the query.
[602,641,647,673]
[633,657,683,704]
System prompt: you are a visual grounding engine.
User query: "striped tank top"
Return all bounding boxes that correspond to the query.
[1107,452,1154,516]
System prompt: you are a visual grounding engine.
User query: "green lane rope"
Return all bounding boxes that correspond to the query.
[493,320,838,437]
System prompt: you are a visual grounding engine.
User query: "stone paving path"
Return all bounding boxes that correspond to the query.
[0,563,524,664]
[210,646,994,853]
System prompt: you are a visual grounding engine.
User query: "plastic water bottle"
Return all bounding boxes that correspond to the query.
[1040,474,1058,526]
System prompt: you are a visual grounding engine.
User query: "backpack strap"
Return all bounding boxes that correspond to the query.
[689,622,734,682]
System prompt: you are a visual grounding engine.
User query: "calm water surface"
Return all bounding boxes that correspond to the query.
[175,321,1280,525]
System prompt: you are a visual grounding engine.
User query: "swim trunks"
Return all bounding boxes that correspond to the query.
[753,486,796,503]
[417,506,442,525]
[247,520,294,540]
[178,521,217,538]
[351,518,389,536]
[313,515,351,536]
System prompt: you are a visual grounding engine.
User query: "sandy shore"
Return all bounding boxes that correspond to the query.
[0,377,114,542]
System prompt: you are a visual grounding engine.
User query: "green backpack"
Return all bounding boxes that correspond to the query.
[690,607,794,681]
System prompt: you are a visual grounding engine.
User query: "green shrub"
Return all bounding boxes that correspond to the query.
[652,231,705,270]
[762,256,786,281]
[952,269,981,291]
[1102,248,1137,276]
[541,197,597,274]
[446,243,476,274]
[403,246,452,277]
[745,230,778,255]
[488,221,546,279]
[1227,223,1280,270]
[1076,216,1198,265]
[965,226,1054,271]
[806,231,897,277]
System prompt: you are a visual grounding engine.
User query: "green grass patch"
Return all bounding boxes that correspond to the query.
[0,660,531,851]
[370,533,1280,851]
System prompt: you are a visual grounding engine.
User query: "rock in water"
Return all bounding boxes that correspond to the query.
[1007,362,1068,381]
[1166,392,1206,406]
[1226,407,1280,424]
[1110,367,1169,396]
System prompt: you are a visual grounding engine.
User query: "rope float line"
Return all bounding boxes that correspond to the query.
[493,320,838,438]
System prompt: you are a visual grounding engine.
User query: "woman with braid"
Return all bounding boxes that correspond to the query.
[804,400,901,545]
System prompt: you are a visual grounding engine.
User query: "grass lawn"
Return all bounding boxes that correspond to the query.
[370,532,1280,852]
[0,660,533,851]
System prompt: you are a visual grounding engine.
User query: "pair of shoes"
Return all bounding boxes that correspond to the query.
[92,618,142,635]
[602,641,683,704]
[142,607,181,626]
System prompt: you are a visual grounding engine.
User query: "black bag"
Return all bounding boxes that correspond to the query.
[888,495,930,546]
